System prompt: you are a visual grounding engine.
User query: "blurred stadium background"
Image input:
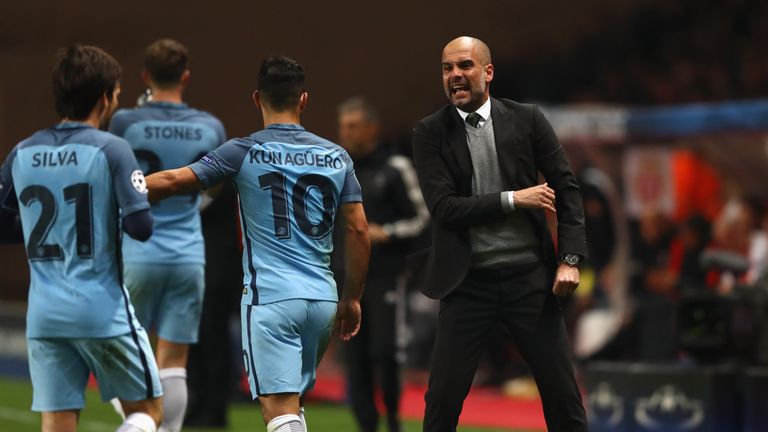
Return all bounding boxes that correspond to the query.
[2,0,768,431]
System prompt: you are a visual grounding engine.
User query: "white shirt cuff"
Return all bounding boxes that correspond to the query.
[501,191,515,212]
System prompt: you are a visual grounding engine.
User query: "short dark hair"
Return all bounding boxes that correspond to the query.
[257,56,305,111]
[52,44,121,120]
[144,39,189,88]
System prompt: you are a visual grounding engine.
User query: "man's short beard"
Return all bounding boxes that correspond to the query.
[460,81,487,111]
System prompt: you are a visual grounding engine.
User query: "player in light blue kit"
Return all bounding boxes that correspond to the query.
[108,39,225,432]
[143,56,370,432]
[0,45,163,432]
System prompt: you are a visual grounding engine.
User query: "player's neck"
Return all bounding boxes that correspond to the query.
[60,113,100,129]
[261,110,301,127]
[150,88,183,104]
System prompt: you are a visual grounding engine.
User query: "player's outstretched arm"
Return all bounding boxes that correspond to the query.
[337,202,371,341]
[146,167,203,202]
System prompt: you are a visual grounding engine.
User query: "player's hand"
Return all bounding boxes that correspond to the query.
[552,263,580,297]
[368,224,390,245]
[514,183,556,213]
[336,297,362,341]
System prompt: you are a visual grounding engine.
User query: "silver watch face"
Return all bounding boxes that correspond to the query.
[563,254,579,266]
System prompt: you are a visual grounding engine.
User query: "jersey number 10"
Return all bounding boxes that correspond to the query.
[258,172,335,240]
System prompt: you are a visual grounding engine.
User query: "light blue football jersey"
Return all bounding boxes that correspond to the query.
[0,122,150,338]
[109,102,225,265]
[189,123,362,305]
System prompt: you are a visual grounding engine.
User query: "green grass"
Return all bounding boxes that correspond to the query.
[0,377,528,431]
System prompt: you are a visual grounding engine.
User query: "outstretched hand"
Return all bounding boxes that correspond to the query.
[515,183,556,213]
[335,297,362,341]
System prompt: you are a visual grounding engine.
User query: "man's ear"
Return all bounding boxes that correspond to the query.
[180,69,191,88]
[100,91,110,112]
[252,90,263,110]
[484,63,494,83]
[90,91,108,121]
[299,92,309,112]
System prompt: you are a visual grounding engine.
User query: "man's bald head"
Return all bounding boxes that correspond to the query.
[441,36,494,111]
[443,36,492,66]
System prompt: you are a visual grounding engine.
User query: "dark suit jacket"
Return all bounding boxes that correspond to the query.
[412,97,587,299]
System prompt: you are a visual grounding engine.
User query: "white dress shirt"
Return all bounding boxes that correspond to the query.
[455,97,492,128]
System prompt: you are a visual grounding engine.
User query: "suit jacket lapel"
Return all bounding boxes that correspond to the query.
[490,97,518,189]
[447,107,473,194]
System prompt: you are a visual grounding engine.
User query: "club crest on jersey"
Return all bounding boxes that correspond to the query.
[131,170,148,194]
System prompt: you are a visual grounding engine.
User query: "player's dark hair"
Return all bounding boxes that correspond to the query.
[257,56,306,111]
[52,44,121,120]
[145,39,189,88]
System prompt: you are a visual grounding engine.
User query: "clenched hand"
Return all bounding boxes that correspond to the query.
[515,183,556,213]
[552,263,580,297]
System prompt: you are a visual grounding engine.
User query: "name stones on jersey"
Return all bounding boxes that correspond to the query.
[248,149,344,169]
[31,151,78,167]
[144,125,203,141]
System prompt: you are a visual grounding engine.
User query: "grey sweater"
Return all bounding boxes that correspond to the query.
[466,116,541,268]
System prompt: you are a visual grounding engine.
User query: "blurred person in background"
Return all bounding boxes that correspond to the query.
[670,214,711,293]
[108,39,226,432]
[0,44,163,432]
[627,209,678,361]
[710,198,765,292]
[412,36,587,432]
[336,97,429,432]
[748,201,768,286]
[570,164,632,363]
[569,164,617,328]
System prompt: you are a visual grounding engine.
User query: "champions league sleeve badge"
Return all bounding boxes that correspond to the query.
[131,170,148,194]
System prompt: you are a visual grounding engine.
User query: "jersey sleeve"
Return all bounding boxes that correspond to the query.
[340,151,362,203]
[188,138,248,189]
[0,146,19,211]
[103,137,151,216]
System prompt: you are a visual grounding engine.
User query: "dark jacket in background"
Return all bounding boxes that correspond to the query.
[333,144,429,281]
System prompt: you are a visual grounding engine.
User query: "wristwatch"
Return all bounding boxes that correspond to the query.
[560,253,581,267]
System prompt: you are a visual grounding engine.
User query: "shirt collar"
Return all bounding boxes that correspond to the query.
[54,121,92,130]
[266,123,305,131]
[455,97,491,122]
[145,101,189,109]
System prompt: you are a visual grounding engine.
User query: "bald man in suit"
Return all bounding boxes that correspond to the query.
[412,37,588,432]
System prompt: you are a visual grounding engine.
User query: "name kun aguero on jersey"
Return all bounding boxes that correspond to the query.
[246,147,346,169]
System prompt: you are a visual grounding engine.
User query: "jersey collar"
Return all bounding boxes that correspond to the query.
[145,101,189,109]
[54,121,93,130]
[266,123,305,131]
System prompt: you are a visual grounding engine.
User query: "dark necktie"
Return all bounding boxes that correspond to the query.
[465,112,482,128]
